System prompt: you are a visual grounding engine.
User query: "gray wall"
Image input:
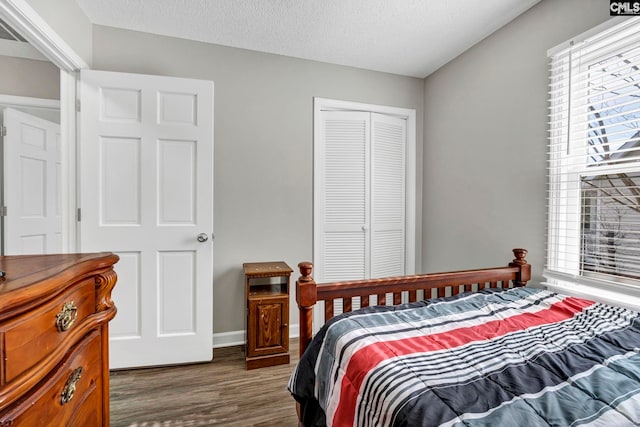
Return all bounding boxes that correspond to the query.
[91,25,425,334]
[422,0,610,282]
[79,0,614,337]
[0,55,59,99]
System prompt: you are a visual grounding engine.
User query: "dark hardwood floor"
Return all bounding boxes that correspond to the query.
[110,340,300,426]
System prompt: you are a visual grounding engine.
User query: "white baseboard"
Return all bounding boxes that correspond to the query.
[211,330,244,348]
[212,323,299,349]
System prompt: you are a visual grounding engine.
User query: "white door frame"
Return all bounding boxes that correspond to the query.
[0,94,59,111]
[0,1,87,71]
[0,0,87,253]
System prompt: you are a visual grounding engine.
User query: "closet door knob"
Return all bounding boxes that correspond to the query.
[197,233,209,243]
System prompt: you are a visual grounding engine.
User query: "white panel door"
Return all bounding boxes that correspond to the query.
[80,69,214,369]
[3,108,61,254]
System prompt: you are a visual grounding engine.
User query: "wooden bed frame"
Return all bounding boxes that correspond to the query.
[295,248,531,357]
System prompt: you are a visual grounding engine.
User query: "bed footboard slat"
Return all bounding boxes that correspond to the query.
[409,290,417,303]
[377,293,386,306]
[393,292,402,305]
[344,298,352,313]
[325,300,334,320]
[361,295,370,308]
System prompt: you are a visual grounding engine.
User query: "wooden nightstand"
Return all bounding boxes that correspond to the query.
[243,261,292,369]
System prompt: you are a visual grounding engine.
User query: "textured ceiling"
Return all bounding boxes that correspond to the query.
[75,0,541,78]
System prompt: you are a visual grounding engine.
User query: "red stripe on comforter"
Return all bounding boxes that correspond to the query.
[331,296,595,426]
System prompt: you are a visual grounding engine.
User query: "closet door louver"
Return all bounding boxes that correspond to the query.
[371,113,406,278]
[316,111,407,285]
[317,111,370,282]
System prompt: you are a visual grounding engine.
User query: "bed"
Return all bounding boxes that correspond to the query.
[287,249,640,426]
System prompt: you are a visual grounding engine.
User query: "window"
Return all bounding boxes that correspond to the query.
[547,18,640,289]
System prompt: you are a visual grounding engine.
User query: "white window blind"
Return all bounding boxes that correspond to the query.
[547,18,640,287]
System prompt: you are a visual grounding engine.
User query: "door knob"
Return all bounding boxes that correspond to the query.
[197,233,209,243]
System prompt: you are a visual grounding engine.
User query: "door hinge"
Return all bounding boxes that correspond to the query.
[76,99,81,113]
[0,206,6,216]
[77,208,81,222]
[1,126,6,137]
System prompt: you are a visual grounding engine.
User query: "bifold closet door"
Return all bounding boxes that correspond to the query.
[315,110,406,285]
[316,111,370,283]
[370,112,406,279]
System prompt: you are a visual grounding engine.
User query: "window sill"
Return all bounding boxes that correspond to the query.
[543,278,640,312]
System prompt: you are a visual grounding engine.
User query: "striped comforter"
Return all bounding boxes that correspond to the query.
[287,287,640,426]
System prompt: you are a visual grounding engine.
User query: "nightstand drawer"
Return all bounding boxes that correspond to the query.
[2,278,96,383]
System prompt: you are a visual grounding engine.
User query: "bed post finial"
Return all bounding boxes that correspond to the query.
[298,262,313,282]
[297,262,317,358]
[509,248,531,287]
[511,248,527,265]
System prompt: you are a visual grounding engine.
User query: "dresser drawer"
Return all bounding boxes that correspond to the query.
[2,278,96,383]
[0,330,103,426]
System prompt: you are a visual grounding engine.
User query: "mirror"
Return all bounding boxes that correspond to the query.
[0,17,61,255]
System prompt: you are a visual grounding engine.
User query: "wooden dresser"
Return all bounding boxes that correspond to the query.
[0,253,118,426]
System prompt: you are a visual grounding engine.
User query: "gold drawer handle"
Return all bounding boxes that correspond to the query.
[56,301,78,332]
[60,367,83,405]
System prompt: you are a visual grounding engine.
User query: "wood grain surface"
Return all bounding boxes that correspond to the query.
[110,341,300,426]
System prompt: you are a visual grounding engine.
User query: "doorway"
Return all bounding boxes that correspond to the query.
[0,18,62,254]
[0,5,217,369]
[0,2,88,255]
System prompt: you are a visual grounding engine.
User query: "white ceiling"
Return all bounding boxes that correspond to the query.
[75,0,541,78]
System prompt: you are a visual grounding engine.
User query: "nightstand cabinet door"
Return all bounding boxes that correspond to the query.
[247,295,289,358]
